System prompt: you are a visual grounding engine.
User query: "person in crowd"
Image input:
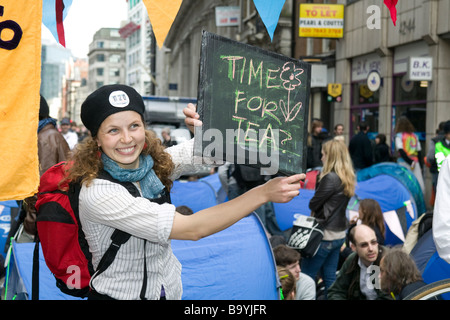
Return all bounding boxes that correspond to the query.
[351,199,385,245]
[277,266,297,300]
[425,121,446,206]
[340,198,386,265]
[328,224,391,300]
[379,246,428,300]
[60,117,79,150]
[434,120,450,172]
[333,123,345,142]
[161,127,177,148]
[307,119,330,171]
[37,96,70,175]
[16,96,70,243]
[394,116,425,193]
[348,121,373,171]
[301,139,356,298]
[373,133,391,164]
[64,84,304,300]
[175,205,193,216]
[273,244,316,300]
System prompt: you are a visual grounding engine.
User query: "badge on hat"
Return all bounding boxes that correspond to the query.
[109,90,130,108]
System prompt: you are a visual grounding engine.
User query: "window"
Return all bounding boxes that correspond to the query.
[109,54,121,63]
[110,68,120,77]
[97,54,105,62]
[96,68,104,76]
[392,74,427,141]
[350,81,380,139]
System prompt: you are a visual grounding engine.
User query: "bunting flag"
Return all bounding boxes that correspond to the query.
[253,0,286,41]
[384,0,398,26]
[143,0,182,48]
[42,0,73,47]
[0,0,42,200]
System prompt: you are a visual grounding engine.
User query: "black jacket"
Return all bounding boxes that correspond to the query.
[309,172,350,232]
[374,143,391,164]
[349,132,373,170]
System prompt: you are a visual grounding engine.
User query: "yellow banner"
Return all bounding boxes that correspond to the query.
[299,4,344,39]
[0,0,42,200]
[143,0,182,48]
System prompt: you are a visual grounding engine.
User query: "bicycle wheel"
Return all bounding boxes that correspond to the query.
[403,278,450,300]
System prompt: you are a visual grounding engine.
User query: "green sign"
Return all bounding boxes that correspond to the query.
[194,31,311,175]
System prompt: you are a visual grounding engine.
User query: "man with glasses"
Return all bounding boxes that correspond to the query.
[327,224,392,300]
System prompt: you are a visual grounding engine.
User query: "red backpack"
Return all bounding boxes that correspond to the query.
[34,161,134,299]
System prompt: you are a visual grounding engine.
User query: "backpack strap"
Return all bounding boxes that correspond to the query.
[91,229,131,281]
[89,169,169,300]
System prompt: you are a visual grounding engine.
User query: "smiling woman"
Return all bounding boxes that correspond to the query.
[58,84,305,300]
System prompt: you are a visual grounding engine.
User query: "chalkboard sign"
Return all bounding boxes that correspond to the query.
[194,31,311,175]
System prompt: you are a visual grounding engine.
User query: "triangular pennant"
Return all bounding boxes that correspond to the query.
[142,0,182,48]
[384,0,398,26]
[42,0,73,47]
[253,0,286,41]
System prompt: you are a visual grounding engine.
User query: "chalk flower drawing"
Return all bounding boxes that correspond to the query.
[279,62,304,122]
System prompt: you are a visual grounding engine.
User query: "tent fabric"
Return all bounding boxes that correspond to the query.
[272,190,315,231]
[351,174,417,245]
[0,200,19,258]
[356,163,426,216]
[170,176,220,213]
[172,213,279,300]
[5,241,82,300]
[6,211,279,299]
[410,229,450,300]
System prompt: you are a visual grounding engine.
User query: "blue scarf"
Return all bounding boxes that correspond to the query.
[101,153,165,199]
[38,118,57,133]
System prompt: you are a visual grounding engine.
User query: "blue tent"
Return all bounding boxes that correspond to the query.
[0,200,19,258]
[356,163,426,216]
[170,173,226,212]
[410,229,450,300]
[272,189,315,232]
[352,163,424,246]
[172,213,279,300]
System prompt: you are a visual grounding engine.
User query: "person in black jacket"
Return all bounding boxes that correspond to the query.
[373,133,391,164]
[301,139,356,298]
[349,121,373,171]
[307,119,331,170]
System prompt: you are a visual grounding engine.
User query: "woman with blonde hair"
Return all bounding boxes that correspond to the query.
[301,139,356,299]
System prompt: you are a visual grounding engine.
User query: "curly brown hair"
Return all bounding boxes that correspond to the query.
[65,130,175,191]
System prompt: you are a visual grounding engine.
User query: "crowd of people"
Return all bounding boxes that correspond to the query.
[269,116,450,300]
[3,85,450,301]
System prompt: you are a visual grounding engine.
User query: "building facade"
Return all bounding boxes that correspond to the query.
[334,0,450,206]
[87,28,126,93]
[120,0,155,96]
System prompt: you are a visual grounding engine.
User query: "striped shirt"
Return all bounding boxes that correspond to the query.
[79,139,203,300]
